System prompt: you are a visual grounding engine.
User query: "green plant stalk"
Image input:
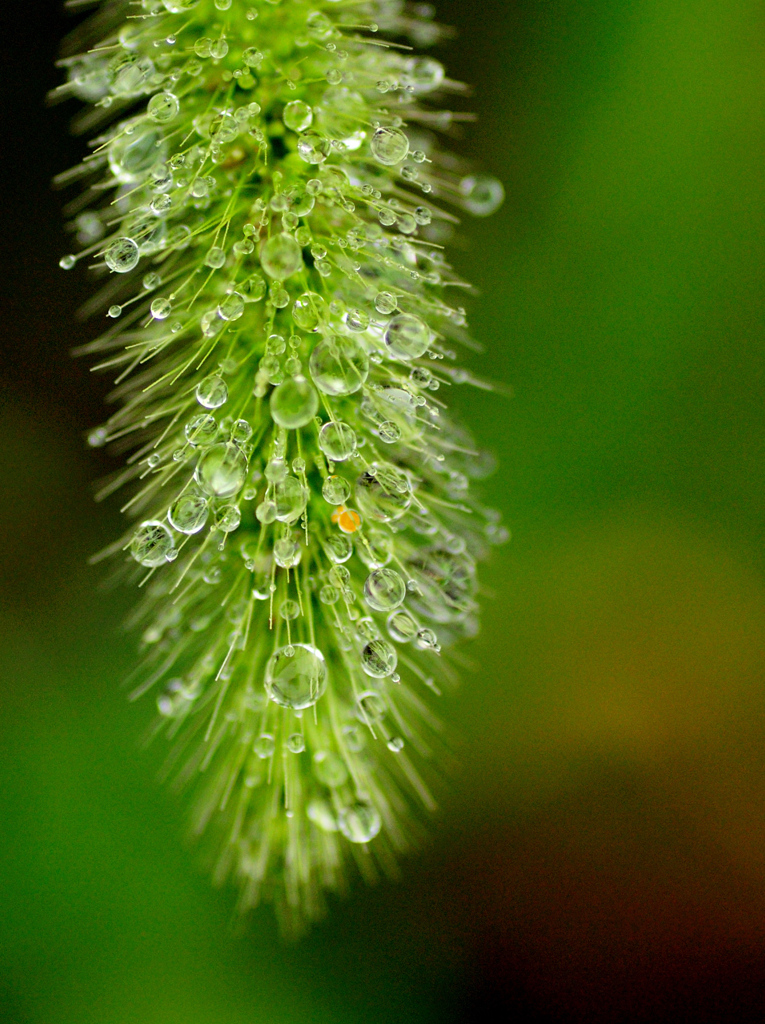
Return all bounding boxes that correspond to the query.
[55,0,507,933]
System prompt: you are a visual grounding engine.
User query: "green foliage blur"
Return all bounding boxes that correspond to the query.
[2,1,765,1020]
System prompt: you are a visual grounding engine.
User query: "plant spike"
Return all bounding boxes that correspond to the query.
[55,0,507,934]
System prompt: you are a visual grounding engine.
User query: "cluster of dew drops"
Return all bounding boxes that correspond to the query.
[56,0,508,861]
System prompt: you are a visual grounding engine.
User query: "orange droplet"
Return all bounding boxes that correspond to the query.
[332,505,362,534]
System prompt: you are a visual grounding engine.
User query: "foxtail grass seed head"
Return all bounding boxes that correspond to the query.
[55,0,508,933]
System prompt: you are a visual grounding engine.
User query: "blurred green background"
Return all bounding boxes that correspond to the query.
[3,1,765,1020]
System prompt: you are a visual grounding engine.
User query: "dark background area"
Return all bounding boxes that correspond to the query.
[3,1,765,1021]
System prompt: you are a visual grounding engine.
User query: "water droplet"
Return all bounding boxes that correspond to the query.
[109,128,164,183]
[105,237,139,274]
[240,272,267,303]
[260,232,303,279]
[286,733,305,753]
[387,736,405,753]
[265,643,327,710]
[204,246,226,269]
[274,535,302,568]
[375,291,397,315]
[338,803,381,843]
[387,610,418,643]
[283,99,313,132]
[292,291,328,332]
[346,308,369,332]
[378,420,402,443]
[270,376,318,429]
[184,413,217,447]
[147,91,179,123]
[108,52,156,97]
[371,126,409,165]
[242,47,264,68]
[360,639,398,678]
[355,467,411,522]
[195,443,247,498]
[313,750,348,788]
[459,174,505,217]
[254,733,275,759]
[196,375,228,409]
[364,567,406,612]
[319,420,356,461]
[215,503,241,532]
[309,336,369,395]
[407,547,476,624]
[168,491,208,534]
[322,475,351,505]
[357,617,380,641]
[150,296,172,319]
[131,520,174,567]
[323,533,353,564]
[218,292,245,321]
[296,130,331,164]
[107,305,122,318]
[210,38,229,60]
[384,313,431,360]
[59,254,76,270]
[319,584,340,604]
[280,599,301,621]
[230,419,252,445]
[273,475,308,522]
[416,627,440,650]
[404,56,444,93]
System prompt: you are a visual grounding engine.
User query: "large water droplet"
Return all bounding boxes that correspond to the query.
[218,292,245,321]
[184,413,218,447]
[147,91,179,123]
[384,313,430,360]
[387,609,418,643]
[404,56,445,93]
[260,232,303,279]
[265,643,327,710]
[338,803,381,843]
[283,99,313,132]
[318,420,356,461]
[406,547,477,623]
[105,237,139,274]
[168,491,208,534]
[292,291,328,332]
[371,126,409,165]
[459,174,505,217]
[322,475,351,505]
[108,52,155,96]
[109,128,164,183]
[131,520,174,567]
[297,131,331,164]
[309,336,369,395]
[324,533,353,563]
[355,466,411,522]
[270,376,319,428]
[195,443,247,498]
[273,476,308,522]
[195,374,228,409]
[364,567,406,612]
[360,639,398,678]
